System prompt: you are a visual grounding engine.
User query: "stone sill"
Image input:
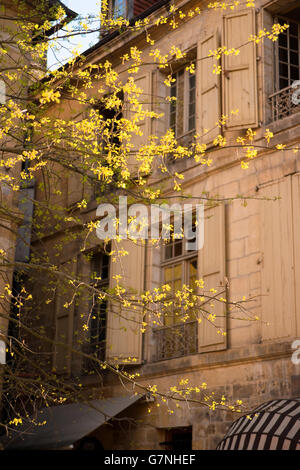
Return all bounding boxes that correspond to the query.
[141,340,294,379]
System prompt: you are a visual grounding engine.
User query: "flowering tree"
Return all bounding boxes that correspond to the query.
[0,0,296,438]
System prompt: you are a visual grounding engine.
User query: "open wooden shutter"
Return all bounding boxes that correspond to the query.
[106,239,144,364]
[222,9,258,129]
[261,177,296,341]
[197,32,221,144]
[198,204,227,352]
[54,260,76,374]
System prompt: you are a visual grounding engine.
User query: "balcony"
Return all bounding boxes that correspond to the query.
[152,320,198,361]
[269,82,300,122]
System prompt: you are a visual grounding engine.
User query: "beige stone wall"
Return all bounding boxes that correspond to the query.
[28,0,300,449]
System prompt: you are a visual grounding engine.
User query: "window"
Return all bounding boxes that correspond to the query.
[112,0,127,19]
[153,219,198,361]
[160,427,193,450]
[275,16,300,91]
[94,91,123,149]
[92,92,123,198]
[162,237,198,326]
[83,250,110,368]
[269,10,300,121]
[169,64,196,142]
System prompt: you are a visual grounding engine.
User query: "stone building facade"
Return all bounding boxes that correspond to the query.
[4,0,300,450]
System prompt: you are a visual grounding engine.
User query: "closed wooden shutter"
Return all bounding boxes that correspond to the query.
[292,173,300,337]
[261,177,296,341]
[198,204,227,352]
[67,172,83,207]
[106,239,144,364]
[151,69,167,138]
[54,260,76,374]
[71,253,90,374]
[222,9,258,129]
[197,32,221,144]
[0,79,5,104]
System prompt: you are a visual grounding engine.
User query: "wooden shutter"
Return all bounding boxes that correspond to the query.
[106,239,144,364]
[292,173,300,337]
[198,204,227,352]
[71,253,90,374]
[127,73,151,151]
[54,260,76,374]
[67,172,83,207]
[151,69,167,138]
[261,177,296,341]
[222,9,258,129]
[197,32,221,144]
[0,79,5,104]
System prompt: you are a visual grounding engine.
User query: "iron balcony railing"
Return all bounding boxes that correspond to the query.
[153,320,198,361]
[269,82,300,122]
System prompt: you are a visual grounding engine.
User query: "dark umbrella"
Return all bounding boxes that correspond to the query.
[217,398,300,450]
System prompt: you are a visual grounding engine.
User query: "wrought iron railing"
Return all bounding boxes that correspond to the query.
[269,82,300,122]
[153,320,198,361]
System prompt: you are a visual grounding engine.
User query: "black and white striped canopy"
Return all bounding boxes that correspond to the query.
[217,398,300,450]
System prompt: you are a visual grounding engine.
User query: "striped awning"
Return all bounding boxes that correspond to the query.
[217,398,300,450]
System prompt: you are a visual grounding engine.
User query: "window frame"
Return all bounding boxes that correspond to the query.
[160,229,198,326]
[168,62,196,141]
[274,15,300,92]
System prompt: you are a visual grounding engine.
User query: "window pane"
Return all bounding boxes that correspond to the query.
[165,243,173,260]
[279,47,288,62]
[291,66,300,81]
[279,78,289,89]
[279,34,287,48]
[164,266,173,282]
[171,83,177,96]
[176,71,185,137]
[170,79,177,132]
[174,264,182,280]
[189,86,196,99]
[189,74,195,89]
[174,240,183,257]
[290,35,299,51]
[189,102,195,117]
[101,254,110,280]
[290,50,299,66]
[170,112,176,132]
[188,116,195,132]
[189,259,198,289]
[289,22,298,36]
[113,0,126,19]
[279,62,288,78]
[174,278,182,291]
[188,71,196,132]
